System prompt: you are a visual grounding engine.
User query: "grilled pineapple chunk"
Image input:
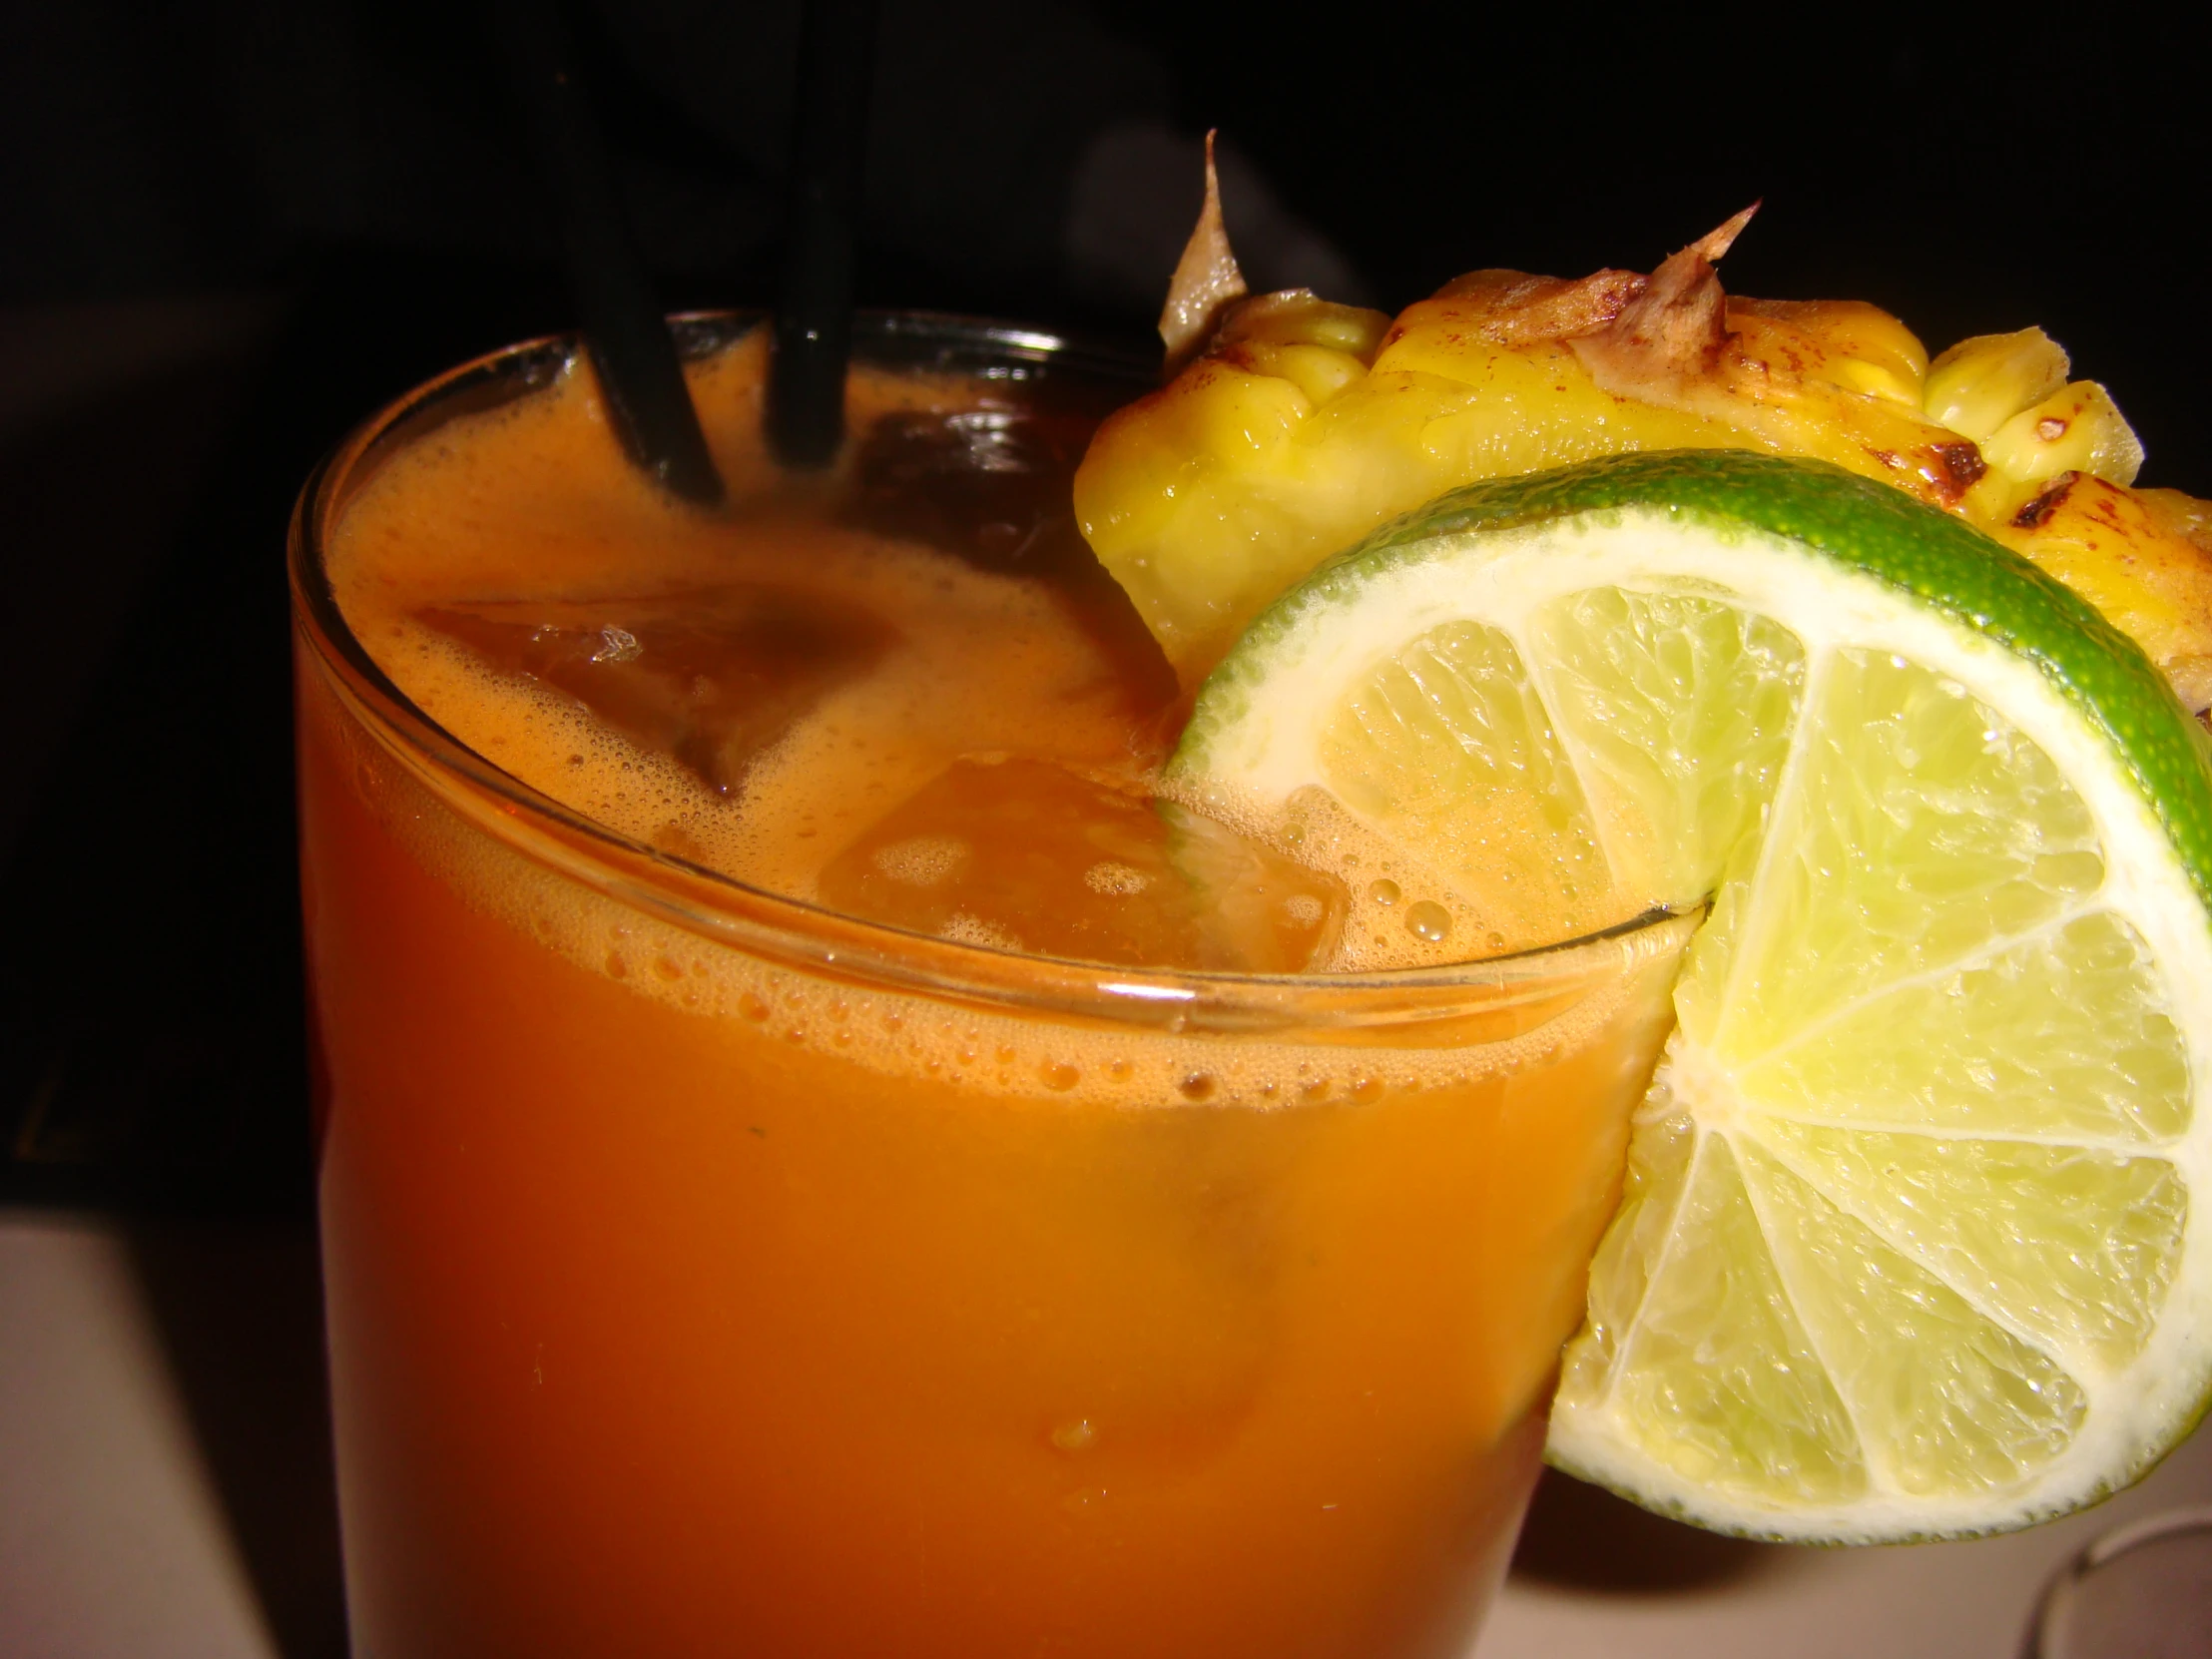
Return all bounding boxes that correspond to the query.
[1076,193,2212,708]
[1925,327,2070,440]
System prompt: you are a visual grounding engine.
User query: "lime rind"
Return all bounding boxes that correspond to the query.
[1170,450,2212,1542]
[1178,452,2212,917]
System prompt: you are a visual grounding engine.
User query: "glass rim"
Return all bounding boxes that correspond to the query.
[2022,1504,2212,1659]
[288,308,1699,1035]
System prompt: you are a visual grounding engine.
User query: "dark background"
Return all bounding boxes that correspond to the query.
[4,0,2207,1206]
[1,0,2205,1271]
[0,7,2202,1653]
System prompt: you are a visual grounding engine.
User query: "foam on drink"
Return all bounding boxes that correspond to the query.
[333,339,1173,880]
[317,651,1652,1115]
[327,329,1627,1003]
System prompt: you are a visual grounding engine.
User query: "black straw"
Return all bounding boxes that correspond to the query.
[487,0,724,504]
[768,0,880,469]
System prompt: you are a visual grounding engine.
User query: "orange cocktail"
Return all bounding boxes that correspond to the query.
[291,316,1691,1658]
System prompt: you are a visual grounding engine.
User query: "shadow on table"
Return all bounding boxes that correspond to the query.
[127,1220,349,1659]
[1509,1466,1790,1594]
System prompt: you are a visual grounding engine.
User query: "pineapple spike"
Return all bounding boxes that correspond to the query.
[1686,201,1760,264]
[1573,203,1760,395]
[1159,131,1249,376]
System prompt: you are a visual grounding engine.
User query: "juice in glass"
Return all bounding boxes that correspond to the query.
[291,315,1693,1658]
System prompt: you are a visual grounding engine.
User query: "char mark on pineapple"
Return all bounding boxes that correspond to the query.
[1933,441,1988,496]
[2014,474,2081,530]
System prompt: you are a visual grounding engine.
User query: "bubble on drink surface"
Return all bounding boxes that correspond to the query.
[1404,901,1452,944]
[1050,1418,1098,1452]
[823,761,1343,973]
[1156,781,1517,972]
[871,834,968,886]
[1281,893,1324,926]
[939,911,1022,951]
[1083,860,1150,895]
[1039,1060,1081,1091]
[590,626,642,664]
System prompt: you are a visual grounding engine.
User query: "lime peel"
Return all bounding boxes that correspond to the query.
[1181,454,2212,915]
[1170,450,2212,1542]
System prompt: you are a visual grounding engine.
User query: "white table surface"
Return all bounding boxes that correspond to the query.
[7,1207,2210,1658]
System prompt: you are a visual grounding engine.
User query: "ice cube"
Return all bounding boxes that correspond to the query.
[846,406,1084,574]
[817,758,1345,972]
[422,584,892,794]
[844,403,1181,716]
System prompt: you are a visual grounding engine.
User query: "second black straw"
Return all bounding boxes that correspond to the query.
[769,0,880,469]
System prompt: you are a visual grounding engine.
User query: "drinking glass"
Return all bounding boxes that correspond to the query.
[2022,1506,2212,1659]
[289,313,1695,1659]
